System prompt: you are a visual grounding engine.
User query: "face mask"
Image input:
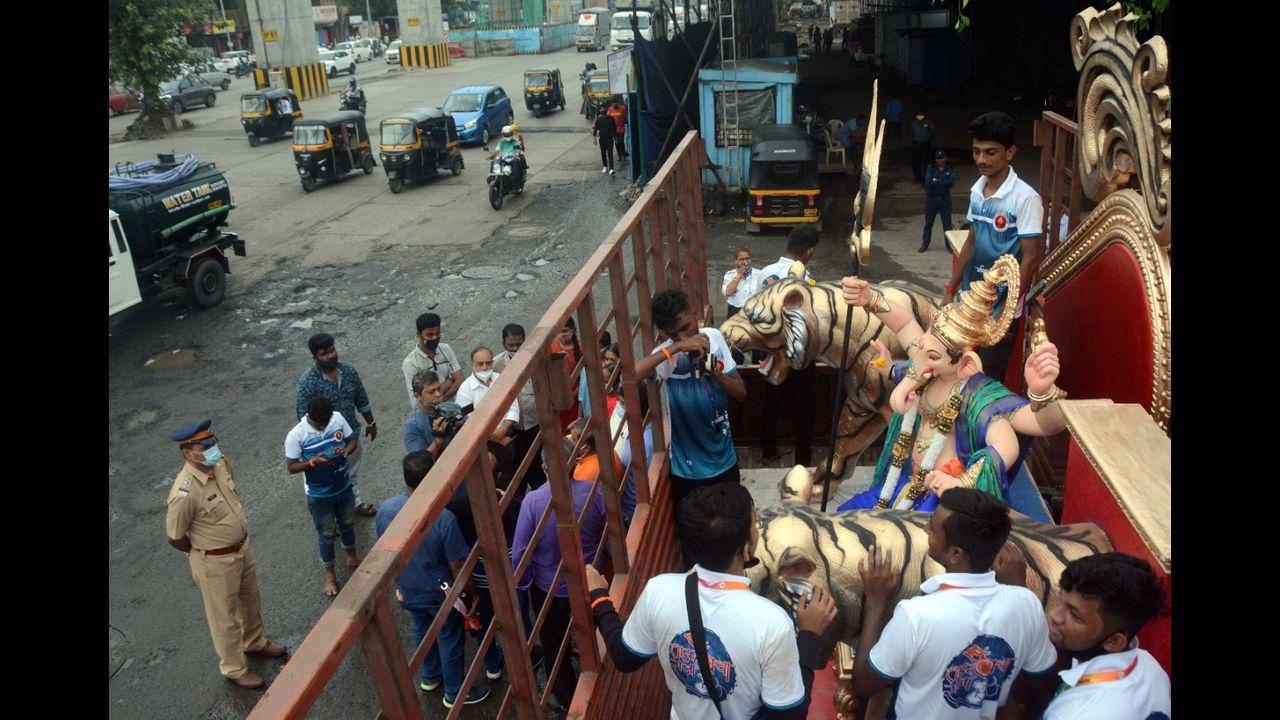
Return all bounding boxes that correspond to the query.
[475,369,494,383]
[198,444,223,467]
[317,356,338,370]
[421,338,439,352]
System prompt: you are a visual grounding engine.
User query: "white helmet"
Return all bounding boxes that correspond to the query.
[501,125,514,139]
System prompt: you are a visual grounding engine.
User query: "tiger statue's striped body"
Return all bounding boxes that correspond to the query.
[719,262,938,484]
[747,505,1111,657]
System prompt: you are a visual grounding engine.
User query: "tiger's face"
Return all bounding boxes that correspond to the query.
[720,268,822,386]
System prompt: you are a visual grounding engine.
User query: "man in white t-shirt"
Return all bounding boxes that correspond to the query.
[584,482,836,719]
[402,312,463,405]
[721,246,762,317]
[455,346,520,481]
[1031,553,1170,719]
[283,397,360,598]
[759,226,819,288]
[852,488,1057,718]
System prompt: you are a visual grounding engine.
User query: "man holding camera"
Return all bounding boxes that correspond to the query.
[635,289,747,511]
[403,371,456,458]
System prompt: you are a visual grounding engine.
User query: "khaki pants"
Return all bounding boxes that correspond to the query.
[188,537,266,679]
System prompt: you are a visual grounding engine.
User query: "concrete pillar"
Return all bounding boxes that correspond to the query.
[244,0,328,99]
[395,0,452,69]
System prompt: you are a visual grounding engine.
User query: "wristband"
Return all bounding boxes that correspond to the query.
[307,458,316,469]
[660,347,673,362]
[591,596,613,610]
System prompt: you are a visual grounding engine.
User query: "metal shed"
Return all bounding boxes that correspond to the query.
[697,56,799,188]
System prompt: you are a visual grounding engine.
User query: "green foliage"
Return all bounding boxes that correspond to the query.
[108,0,210,123]
[1122,0,1168,34]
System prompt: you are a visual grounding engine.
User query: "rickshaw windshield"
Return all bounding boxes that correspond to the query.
[294,126,328,145]
[442,93,483,113]
[381,123,417,146]
[588,77,610,94]
[525,73,550,87]
[241,96,267,113]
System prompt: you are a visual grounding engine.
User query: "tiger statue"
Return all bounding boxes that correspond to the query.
[746,504,1111,659]
[719,261,938,487]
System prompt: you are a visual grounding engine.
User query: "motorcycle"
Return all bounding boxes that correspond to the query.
[339,90,366,115]
[486,154,525,210]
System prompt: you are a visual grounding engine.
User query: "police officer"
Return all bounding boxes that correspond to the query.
[165,420,287,689]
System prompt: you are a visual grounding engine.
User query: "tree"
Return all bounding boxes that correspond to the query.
[108,0,211,139]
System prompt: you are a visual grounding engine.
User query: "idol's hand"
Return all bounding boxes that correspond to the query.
[1024,341,1060,396]
[842,276,872,307]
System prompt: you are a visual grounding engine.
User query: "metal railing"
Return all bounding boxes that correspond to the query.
[247,131,708,720]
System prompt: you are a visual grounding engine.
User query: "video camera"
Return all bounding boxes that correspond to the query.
[427,402,471,436]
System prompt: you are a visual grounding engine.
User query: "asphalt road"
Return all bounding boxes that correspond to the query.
[109,45,632,720]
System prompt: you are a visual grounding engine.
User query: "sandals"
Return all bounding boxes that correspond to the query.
[354,502,377,516]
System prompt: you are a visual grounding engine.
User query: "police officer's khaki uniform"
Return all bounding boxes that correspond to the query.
[165,458,267,679]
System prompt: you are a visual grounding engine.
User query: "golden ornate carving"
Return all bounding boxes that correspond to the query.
[933,255,1021,352]
[1041,190,1170,432]
[1070,4,1170,244]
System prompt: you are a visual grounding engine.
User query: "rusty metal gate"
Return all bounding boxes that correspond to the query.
[247,131,710,720]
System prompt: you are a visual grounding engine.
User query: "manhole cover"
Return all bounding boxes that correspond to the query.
[460,266,512,280]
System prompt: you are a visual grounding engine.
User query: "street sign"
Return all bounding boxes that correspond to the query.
[407,17,420,26]
[350,15,364,26]
[607,47,632,94]
[212,19,236,33]
[262,29,279,43]
[313,4,338,24]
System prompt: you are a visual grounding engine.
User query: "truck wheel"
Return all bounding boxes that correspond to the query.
[362,154,376,174]
[188,257,226,309]
[301,175,317,192]
[247,133,260,147]
[205,93,216,108]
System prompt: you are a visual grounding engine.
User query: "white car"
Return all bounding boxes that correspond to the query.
[336,41,373,62]
[216,50,256,72]
[319,50,357,77]
[385,40,403,64]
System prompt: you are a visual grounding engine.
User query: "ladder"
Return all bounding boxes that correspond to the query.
[718,0,741,188]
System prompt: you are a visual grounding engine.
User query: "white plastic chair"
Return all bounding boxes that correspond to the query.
[823,128,847,166]
[826,118,844,137]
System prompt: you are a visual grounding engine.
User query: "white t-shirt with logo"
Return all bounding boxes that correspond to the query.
[867,571,1057,719]
[1042,645,1170,720]
[620,565,806,719]
[759,256,810,287]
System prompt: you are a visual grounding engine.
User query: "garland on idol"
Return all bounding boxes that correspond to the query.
[876,372,966,510]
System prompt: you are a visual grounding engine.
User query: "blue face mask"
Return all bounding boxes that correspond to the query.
[199,444,223,467]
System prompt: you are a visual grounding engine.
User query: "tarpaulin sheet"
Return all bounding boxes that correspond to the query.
[634,21,714,176]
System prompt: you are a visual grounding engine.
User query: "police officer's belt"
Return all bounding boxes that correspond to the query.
[200,537,246,556]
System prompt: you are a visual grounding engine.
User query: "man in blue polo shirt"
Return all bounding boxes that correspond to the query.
[634,288,747,512]
[944,111,1043,383]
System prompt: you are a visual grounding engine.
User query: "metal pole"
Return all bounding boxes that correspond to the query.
[218,0,230,52]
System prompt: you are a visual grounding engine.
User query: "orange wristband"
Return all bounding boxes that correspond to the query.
[660,347,673,362]
[591,596,613,610]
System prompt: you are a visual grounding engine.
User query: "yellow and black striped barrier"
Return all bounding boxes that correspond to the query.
[399,43,453,69]
[251,63,330,101]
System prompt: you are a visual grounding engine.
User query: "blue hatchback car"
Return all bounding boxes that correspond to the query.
[442,85,514,146]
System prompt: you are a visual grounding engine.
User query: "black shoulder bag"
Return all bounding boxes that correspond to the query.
[685,572,726,719]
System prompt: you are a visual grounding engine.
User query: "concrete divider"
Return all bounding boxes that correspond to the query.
[447,23,575,56]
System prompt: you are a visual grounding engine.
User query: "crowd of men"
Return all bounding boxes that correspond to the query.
[159,106,1168,716]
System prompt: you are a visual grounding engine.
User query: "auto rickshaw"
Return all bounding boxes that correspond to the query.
[379,107,464,193]
[746,123,822,232]
[240,88,301,147]
[523,66,566,118]
[291,111,376,193]
[581,69,612,121]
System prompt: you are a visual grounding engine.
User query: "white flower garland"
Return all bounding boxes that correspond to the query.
[876,376,967,509]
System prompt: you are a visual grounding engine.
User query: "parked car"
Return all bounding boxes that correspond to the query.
[319,50,357,77]
[336,41,373,62]
[385,39,403,64]
[159,74,218,112]
[109,83,141,116]
[442,85,514,145]
[182,63,232,90]
[217,50,257,72]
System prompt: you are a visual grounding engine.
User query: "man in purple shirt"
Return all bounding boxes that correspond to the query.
[509,439,608,710]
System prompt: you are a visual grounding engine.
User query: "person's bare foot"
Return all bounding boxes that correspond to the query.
[346,549,360,571]
[323,568,339,597]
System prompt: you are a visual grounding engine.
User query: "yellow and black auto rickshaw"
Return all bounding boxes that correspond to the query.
[523,66,566,118]
[291,111,376,193]
[746,123,822,232]
[582,69,612,121]
[240,87,301,146]
[379,107,464,193]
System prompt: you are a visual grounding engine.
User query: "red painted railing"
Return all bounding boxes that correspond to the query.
[246,132,708,720]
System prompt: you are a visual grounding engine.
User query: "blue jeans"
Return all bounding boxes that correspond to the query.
[406,595,466,697]
[306,487,356,566]
[922,194,952,248]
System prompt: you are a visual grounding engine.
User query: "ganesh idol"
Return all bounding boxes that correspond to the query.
[837,255,1068,512]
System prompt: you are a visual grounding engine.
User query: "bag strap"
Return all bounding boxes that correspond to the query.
[685,571,726,719]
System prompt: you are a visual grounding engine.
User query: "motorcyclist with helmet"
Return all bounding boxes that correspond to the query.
[490,125,527,186]
[342,77,366,113]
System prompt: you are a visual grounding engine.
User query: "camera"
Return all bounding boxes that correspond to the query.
[687,347,717,379]
[428,402,468,436]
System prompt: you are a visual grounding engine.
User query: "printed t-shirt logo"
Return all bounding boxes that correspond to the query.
[941,634,1016,709]
[993,212,1009,231]
[334,430,344,441]
[668,627,737,702]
